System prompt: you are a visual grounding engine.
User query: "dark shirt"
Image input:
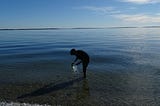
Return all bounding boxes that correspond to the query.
[75,50,90,63]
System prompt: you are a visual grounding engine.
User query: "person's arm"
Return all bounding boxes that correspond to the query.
[74,57,78,63]
[75,60,82,65]
[72,57,78,66]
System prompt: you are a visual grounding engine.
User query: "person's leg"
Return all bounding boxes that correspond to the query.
[83,62,88,78]
[83,66,86,78]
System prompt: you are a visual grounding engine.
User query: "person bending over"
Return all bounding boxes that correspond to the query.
[70,48,90,78]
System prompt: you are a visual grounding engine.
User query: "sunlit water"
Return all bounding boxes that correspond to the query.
[0,28,160,105]
[0,28,160,83]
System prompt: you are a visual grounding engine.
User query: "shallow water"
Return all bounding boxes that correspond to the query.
[0,28,160,105]
[0,28,160,83]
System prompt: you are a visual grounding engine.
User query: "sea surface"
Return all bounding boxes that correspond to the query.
[0,28,160,105]
[0,28,160,83]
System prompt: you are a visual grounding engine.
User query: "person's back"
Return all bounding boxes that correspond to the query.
[75,50,89,64]
[70,49,90,78]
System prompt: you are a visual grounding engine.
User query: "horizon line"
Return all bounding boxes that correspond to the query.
[0,26,160,30]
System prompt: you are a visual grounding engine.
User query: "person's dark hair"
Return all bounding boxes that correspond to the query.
[70,48,76,55]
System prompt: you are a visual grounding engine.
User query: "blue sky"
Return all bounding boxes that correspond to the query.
[0,0,160,28]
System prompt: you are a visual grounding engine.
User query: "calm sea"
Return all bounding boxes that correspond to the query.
[0,28,160,83]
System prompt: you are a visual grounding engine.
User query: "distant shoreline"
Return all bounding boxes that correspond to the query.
[0,26,160,31]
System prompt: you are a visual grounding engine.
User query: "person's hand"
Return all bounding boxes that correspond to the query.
[71,63,74,66]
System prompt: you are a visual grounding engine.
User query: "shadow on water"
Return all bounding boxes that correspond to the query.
[17,77,84,99]
[75,78,90,100]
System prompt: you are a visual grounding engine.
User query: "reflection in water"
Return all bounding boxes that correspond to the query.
[75,79,90,100]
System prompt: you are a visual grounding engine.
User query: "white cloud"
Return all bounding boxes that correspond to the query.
[156,13,160,15]
[80,6,121,14]
[120,0,160,4]
[78,5,160,24]
[82,6,114,12]
[128,7,137,10]
[114,14,160,23]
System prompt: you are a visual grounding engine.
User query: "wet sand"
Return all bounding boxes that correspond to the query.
[1,70,160,106]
